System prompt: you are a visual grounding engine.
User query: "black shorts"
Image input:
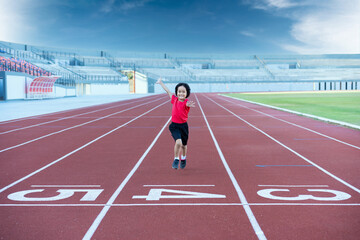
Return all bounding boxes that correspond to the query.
[169,122,189,146]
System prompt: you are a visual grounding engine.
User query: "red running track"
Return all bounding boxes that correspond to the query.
[0,93,359,240]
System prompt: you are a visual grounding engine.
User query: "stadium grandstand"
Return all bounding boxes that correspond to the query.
[0,40,359,100]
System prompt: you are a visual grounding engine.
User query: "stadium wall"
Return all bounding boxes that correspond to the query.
[155,82,315,93]
[0,73,4,100]
[154,81,359,94]
[0,72,28,100]
[0,72,76,100]
[135,72,148,94]
[54,85,76,97]
[89,83,129,95]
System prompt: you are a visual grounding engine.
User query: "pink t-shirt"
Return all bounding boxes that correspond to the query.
[171,95,190,123]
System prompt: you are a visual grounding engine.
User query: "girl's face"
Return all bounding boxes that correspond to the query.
[177,86,187,101]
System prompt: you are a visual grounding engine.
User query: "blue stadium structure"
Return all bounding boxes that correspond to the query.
[0,40,359,100]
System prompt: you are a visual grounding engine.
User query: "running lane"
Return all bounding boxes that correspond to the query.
[0,96,159,133]
[0,95,161,149]
[199,93,360,240]
[85,94,262,239]
[219,94,360,147]
[0,96,172,239]
[0,96,166,190]
[213,94,360,187]
[1,93,359,239]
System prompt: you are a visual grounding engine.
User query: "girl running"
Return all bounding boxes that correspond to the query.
[156,78,195,169]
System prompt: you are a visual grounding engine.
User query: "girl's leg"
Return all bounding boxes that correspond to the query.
[174,139,182,159]
[180,145,187,159]
[172,139,182,169]
[179,144,187,169]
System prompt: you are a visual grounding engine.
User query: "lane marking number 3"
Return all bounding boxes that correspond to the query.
[257,188,351,201]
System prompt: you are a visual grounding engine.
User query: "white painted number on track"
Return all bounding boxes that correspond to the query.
[257,188,351,201]
[8,188,103,201]
[132,188,226,201]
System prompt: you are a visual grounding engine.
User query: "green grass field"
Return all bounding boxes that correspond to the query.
[224,91,360,127]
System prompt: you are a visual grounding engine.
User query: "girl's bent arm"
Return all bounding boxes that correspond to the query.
[156,78,172,99]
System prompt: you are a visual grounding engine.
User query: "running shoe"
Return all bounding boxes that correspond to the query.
[172,159,179,169]
[180,159,186,169]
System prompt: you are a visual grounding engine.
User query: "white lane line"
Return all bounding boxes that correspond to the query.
[206,95,360,194]
[258,185,329,188]
[258,185,329,187]
[143,185,215,187]
[0,95,160,125]
[31,185,101,188]
[0,102,168,193]
[1,203,360,207]
[0,97,166,153]
[195,94,267,240]
[220,95,360,150]
[0,97,154,135]
[82,117,172,240]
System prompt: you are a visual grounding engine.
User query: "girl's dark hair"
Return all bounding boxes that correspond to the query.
[175,83,191,98]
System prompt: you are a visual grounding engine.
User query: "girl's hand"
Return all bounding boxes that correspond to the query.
[156,78,162,84]
[186,100,196,107]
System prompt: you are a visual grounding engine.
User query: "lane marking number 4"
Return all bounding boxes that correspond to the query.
[133,188,226,201]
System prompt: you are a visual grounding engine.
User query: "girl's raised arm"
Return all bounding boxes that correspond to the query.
[156,78,172,99]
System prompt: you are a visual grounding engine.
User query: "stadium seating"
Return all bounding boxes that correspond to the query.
[0,56,51,77]
[1,40,359,92]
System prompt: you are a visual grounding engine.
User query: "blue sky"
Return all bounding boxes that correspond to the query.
[0,0,359,55]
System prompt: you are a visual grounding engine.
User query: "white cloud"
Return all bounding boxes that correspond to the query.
[100,0,116,13]
[0,0,37,44]
[283,0,360,54]
[240,31,255,37]
[243,0,360,54]
[265,0,298,9]
[100,0,153,13]
[243,0,303,10]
